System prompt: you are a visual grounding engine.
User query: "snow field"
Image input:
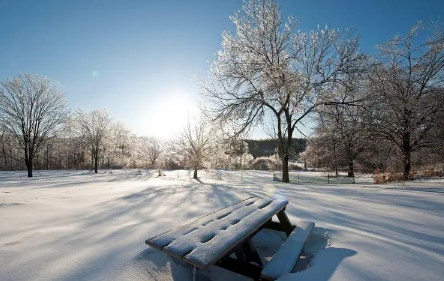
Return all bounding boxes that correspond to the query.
[1,169,443,280]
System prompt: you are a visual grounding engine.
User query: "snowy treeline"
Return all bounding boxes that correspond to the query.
[0,108,261,175]
[1,0,444,181]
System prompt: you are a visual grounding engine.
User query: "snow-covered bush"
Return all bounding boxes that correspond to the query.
[251,156,280,170]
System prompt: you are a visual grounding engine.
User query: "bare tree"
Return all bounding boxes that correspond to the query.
[73,109,112,173]
[107,121,132,168]
[0,74,68,177]
[138,136,163,168]
[161,139,185,170]
[0,124,19,170]
[305,135,338,171]
[225,137,249,170]
[202,0,366,182]
[368,22,444,179]
[178,116,214,179]
[315,84,370,177]
[0,124,9,169]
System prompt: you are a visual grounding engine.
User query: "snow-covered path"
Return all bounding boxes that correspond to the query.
[1,170,443,281]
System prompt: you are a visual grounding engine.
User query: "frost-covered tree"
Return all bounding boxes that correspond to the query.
[315,83,370,177]
[161,139,185,170]
[368,22,444,180]
[138,136,163,168]
[0,74,68,177]
[107,121,132,168]
[202,0,366,182]
[0,124,9,169]
[73,109,112,173]
[178,116,214,179]
[225,138,249,169]
[0,124,18,170]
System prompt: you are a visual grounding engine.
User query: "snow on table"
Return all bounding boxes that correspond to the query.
[145,196,288,269]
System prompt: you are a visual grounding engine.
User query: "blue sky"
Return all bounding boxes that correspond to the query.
[0,0,443,138]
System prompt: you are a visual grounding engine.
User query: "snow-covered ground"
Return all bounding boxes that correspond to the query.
[0,169,443,281]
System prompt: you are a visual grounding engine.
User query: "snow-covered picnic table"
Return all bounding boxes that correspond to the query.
[145,196,314,280]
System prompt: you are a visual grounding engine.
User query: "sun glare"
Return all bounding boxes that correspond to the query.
[146,91,198,138]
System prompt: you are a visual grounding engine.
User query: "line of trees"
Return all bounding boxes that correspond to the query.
[0,77,272,177]
[0,74,177,176]
[307,22,444,179]
[202,0,444,181]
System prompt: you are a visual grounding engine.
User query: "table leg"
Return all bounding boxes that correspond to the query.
[276,209,294,236]
[234,246,246,261]
[241,239,263,266]
[263,219,286,232]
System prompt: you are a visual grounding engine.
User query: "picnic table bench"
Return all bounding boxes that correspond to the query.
[145,197,315,280]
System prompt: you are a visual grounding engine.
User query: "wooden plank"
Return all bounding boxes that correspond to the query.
[145,197,254,250]
[260,221,315,281]
[211,222,265,268]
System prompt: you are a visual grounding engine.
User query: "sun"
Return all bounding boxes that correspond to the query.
[147,91,199,138]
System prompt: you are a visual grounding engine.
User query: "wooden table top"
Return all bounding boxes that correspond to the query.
[145,196,288,269]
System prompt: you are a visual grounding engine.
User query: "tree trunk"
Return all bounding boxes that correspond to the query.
[25,147,33,177]
[282,156,289,183]
[193,168,198,179]
[402,132,412,180]
[46,146,49,170]
[2,145,7,168]
[27,159,33,177]
[94,156,98,173]
[333,142,338,176]
[403,151,411,180]
[280,118,293,183]
[348,159,354,177]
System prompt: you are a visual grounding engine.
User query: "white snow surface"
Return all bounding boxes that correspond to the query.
[0,169,443,281]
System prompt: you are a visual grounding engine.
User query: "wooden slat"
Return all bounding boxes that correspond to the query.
[145,197,254,250]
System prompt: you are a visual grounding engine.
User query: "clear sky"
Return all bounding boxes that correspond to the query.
[1,0,443,139]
